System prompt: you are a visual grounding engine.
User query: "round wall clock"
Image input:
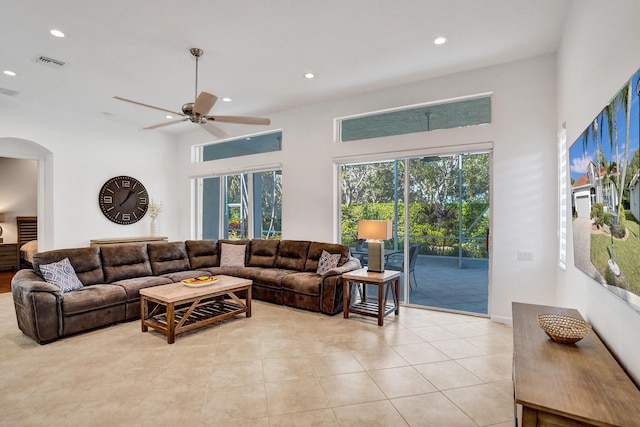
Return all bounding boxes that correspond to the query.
[98,176,149,224]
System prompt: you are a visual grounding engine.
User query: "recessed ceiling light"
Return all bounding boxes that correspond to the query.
[304,72,315,79]
[222,97,232,102]
[3,70,16,76]
[166,115,173,119]
[434,36,447,45]
[50,29,65,38]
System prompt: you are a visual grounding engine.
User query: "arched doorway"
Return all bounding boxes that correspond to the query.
[0,138,53,250]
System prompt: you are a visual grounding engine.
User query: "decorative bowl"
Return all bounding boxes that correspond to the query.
[537,314,592,344]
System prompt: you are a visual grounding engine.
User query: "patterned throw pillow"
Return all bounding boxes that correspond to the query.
[316,250,341,274]
[39,257,84,293]
[220,243,246,267]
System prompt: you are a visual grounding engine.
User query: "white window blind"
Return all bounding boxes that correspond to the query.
[558,128,567,270]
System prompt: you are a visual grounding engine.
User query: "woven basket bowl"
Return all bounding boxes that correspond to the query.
[537,314,592,344]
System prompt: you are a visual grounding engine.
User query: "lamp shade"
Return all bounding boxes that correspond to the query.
[0,213,4,222]
[357,220,392,240]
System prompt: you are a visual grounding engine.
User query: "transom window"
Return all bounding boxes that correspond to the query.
[336,95,491,142]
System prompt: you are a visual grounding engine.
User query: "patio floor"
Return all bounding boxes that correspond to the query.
[361,255,489,316]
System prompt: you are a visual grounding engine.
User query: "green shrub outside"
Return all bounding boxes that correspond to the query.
[342,201,489,258]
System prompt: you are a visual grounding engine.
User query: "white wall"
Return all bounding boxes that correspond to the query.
[0,101,180,249]
[557,0,640,382]
[0,157,37,243]
[179,53,560,323]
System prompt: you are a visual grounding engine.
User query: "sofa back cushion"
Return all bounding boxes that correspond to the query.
[185,240,219,269]
[33,247,105,285]
[148,242,191,275]
[304,242,350,272]
[247,239,280,268]
[100,243,153,283]
[275,240,311,271]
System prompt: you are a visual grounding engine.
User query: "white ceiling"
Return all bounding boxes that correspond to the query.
[0,0,572,136]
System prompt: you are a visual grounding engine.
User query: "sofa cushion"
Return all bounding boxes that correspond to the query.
[111,276,173,301]
[237,267,294,289]
[275,240,310,271]
[185,240,219,269]
[304,242,350,272]
[34,247,105,285]
[148,242,191,275]
[316,250,341,274]
[62,284,127,316]
[100,243,153,283]
[40,258,84,292]
[247,239,279,268]
[281,272,322,296]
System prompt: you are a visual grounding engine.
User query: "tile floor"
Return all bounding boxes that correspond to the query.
[0,293,515,426]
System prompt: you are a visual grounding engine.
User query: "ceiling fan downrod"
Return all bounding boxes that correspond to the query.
[190,48,204,103]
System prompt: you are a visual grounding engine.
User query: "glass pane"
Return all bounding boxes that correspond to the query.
[225,174,248,239]
[340,97,491,142]
[254,170,282,239]
[340,160,407,300]
[406,153,489,314]
[202,131,282,161]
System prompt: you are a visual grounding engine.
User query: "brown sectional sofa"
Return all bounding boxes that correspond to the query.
[11,239,361,344]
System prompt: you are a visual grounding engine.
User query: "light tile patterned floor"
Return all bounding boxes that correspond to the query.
[0,293,514,426]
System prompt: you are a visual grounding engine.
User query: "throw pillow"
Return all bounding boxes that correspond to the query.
[39,257,84,293]
[220,243,246,267]
[316,250,341,274]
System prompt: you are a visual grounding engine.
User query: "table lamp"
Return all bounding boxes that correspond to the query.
[0,213,4,243]
[357,220,392,273]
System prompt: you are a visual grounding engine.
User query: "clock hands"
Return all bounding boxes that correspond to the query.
[119,190,134,206]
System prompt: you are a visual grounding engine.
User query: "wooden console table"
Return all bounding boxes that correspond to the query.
[512,302,640,426]
[90,236,168,247]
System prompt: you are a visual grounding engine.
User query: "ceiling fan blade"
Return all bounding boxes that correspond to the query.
[193,92,218,116]
[199,121,228,138]
[144,118,189,130]
[207,115,271,125]
[113,96,185,117]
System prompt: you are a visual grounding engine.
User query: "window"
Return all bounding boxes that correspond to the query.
[336,95,491,142]
[198,131,282,161]
[196,169,282,240]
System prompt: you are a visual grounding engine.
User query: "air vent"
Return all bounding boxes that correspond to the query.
[33,55,66,69]
[0,87,19,96]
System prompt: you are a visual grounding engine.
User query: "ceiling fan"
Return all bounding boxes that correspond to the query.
[114,48,270,138]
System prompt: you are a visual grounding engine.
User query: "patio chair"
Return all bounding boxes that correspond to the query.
[386,244,419,288]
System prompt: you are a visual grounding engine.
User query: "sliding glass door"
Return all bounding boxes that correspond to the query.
[339,152,490,315]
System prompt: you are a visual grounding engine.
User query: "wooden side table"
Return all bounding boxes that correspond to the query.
[343,268,401,326]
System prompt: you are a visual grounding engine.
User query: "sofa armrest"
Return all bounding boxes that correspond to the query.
[322,257,361,278]
[12,270,62,294]
[11,269,63,344]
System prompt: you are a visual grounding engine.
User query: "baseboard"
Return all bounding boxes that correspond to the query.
[491,314,512,327]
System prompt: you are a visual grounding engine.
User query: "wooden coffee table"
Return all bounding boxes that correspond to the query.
[140,275,252,344]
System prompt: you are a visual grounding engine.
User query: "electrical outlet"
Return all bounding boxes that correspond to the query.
[518,251,533,261]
